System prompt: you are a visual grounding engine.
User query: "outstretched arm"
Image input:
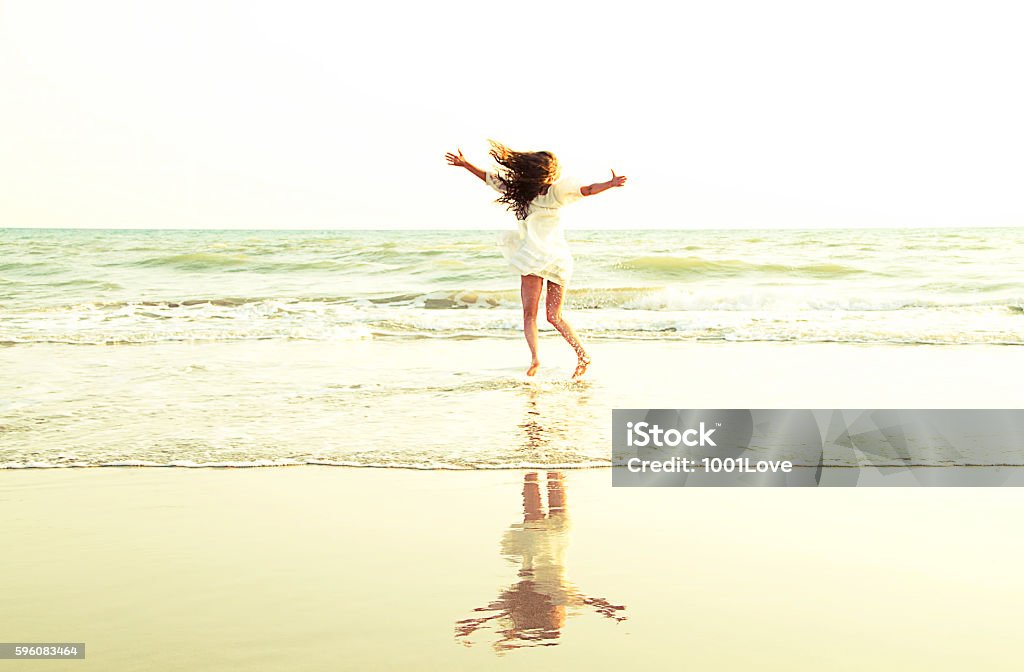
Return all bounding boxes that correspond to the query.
[446,149,487,182]
[582,170,628,196]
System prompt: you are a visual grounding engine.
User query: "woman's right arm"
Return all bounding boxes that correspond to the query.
[445,149,486,182]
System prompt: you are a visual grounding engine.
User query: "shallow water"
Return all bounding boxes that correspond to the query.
[2,227,1022,346]
[3,338,1024,469]
[0,339,612,469]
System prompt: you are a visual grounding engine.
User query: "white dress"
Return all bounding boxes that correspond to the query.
[486,171,584,287]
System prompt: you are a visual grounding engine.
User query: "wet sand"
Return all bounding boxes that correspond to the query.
[5,466,1024,671]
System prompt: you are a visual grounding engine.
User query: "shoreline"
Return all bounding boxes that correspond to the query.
[5,335,1024,347]
[9,464,1024,492]
[11,459,1024,474]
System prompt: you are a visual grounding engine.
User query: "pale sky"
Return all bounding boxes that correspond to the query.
[1,0,1022,229]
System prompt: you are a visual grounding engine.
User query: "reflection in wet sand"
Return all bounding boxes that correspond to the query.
[456,469,626,652]
[512,380,600,462]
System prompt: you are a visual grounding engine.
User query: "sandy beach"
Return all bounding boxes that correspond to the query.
[4,465,1024,671]
[4,338,1024,668]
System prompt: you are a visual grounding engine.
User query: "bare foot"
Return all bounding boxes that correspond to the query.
[527,360,540,376]
[572,354,591,379]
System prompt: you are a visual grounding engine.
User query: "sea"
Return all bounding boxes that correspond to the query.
[1,227,1022,469]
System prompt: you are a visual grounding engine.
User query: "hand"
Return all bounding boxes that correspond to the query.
[445,149,469,168]
[609,169,628,187]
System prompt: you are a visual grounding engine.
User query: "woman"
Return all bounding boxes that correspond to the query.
[446,141,627,378]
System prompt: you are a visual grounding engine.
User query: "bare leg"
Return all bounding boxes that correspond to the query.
[520,275,544,376]
[544,281,591,378]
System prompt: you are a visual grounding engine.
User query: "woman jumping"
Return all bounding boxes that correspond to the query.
[446,141,627,378]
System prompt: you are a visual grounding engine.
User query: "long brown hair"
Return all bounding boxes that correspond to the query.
[488,140,560,221]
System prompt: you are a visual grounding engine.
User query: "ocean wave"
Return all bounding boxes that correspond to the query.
[2,287,1023,346]
[0,323,374,346]
[0,260,69,275]
[3,227,1023,348]
[368,287,1023,312]
[50,279,124,290]
[18,287,1020,314]
[3,316,1022,347]
[613,255,869,278]
[135,252,251,269]
[116,253,347,273]
[56,250,885,279]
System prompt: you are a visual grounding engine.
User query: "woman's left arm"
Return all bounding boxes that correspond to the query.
[445,149,487,182]
[582,170,628,196]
